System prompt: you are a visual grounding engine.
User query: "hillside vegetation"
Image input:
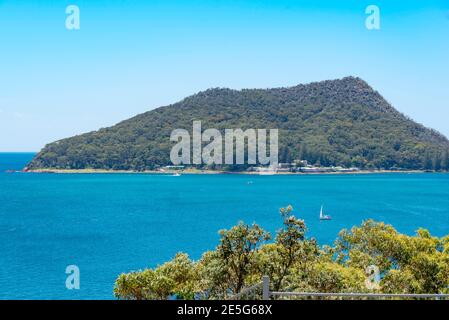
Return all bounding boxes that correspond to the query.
[27,77,449,171]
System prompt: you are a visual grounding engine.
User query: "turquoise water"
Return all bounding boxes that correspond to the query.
[1,153,449,299]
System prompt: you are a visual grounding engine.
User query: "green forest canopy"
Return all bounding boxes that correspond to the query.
[114,206,449,300]
[28,77,449,171]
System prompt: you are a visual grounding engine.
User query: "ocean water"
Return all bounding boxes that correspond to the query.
[0,153,449,299]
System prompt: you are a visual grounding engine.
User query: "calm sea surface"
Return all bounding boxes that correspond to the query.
[1,153,449,299]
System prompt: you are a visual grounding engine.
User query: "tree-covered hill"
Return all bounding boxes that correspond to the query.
[27,77,449,171]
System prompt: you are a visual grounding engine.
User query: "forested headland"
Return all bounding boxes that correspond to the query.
[27,77,449,171]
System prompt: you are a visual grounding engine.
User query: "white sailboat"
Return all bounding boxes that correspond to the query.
[319,205,332,220]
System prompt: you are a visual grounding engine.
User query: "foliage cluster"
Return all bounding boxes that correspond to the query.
[114,206,449,300]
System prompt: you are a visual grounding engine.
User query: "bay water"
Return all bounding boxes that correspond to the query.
[1,153,448,299]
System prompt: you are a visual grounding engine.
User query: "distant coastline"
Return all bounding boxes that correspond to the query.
[24,168,429,175]
[25,78,449,174]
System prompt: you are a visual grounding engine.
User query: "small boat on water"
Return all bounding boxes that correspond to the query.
[172,172,181,177]
[319,205,332,220]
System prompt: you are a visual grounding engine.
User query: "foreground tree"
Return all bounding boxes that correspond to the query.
[334,221,449,294]
[215,222,271,296]
[114,253,199,300]
[114,209,449,299]
[256,206,319,291]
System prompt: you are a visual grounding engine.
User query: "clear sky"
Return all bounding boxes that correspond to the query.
[0,0,448,151]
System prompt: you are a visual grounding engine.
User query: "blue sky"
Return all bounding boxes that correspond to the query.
[0,0,448,151]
